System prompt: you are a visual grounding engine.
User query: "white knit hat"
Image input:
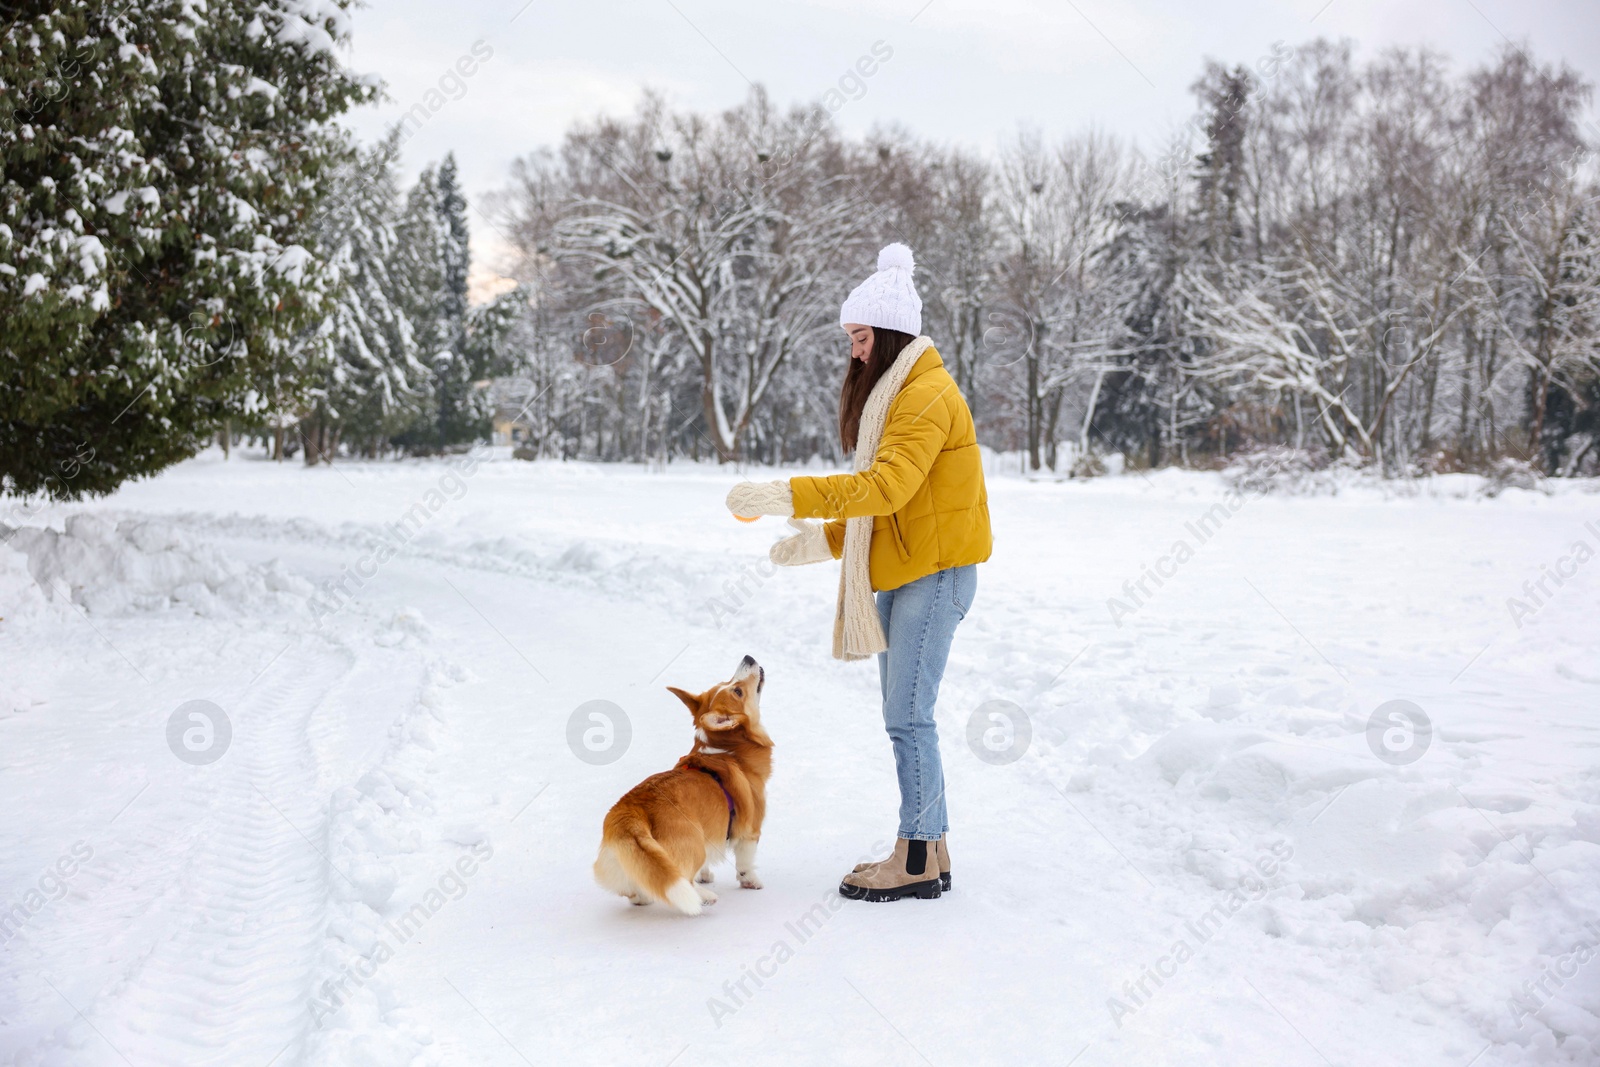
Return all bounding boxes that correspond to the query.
[839,243,922,336]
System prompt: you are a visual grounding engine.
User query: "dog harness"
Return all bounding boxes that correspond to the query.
[681,760,736,840]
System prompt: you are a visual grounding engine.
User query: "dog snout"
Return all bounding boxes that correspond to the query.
[734,655,764,693]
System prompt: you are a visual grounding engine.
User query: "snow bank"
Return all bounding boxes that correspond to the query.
[0,539,58,714]
[979,443,1600,502]
[151,508,757,628]
[3,513,313,617]
[305,659,474,1067]
[1071,687,1600,1064]
[0,538,56,624]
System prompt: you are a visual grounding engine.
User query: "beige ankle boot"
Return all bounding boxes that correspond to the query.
[852,835,951,890]
[839,837,943,901]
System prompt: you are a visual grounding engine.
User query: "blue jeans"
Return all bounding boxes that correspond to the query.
[875,564,977,841]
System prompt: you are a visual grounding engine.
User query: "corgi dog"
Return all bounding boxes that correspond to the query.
[593,655,773,916]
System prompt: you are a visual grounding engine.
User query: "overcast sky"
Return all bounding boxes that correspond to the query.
[336,0,1600,296]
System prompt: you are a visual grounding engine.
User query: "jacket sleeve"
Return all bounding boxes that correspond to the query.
[822,519,845,558]
[790,384,953,521]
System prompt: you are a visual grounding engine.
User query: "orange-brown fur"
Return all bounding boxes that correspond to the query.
[593,656,773,915]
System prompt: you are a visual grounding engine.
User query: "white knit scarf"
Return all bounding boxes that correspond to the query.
[833,335,934,661]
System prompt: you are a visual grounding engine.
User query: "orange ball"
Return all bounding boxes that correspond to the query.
[733,513,759,523]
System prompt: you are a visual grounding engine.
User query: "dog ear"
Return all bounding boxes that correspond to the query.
[665,686,700,714]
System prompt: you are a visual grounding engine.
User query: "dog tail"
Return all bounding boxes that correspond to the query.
[598,814,702,916]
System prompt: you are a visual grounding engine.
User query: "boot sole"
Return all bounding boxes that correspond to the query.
[839,877,943,902]
[850,867,952,891]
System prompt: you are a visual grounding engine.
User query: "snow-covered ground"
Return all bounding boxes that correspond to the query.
[2,449,1598,1067]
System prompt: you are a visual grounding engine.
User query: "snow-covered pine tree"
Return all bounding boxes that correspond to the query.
[1528,197,1600,472]
[388,166,445,451]
[1191,62,1252,266]
[388,154,502,452]
[393,165,446,343]
[431,153,487,447]
[461,288,524,383]
[1092,199,1194,467]
[299,130,430,463]
[0,0,373,497]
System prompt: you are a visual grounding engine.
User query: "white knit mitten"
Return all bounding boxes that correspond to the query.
[769,518,831,566]
[725,479,793,518]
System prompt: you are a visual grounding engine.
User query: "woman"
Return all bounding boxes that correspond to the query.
[725,243,992,902]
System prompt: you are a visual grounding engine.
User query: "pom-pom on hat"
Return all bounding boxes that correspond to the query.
[839,243,922,337]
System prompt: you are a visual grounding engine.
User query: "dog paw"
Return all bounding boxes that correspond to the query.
[738,873,763,889]
[626,894,651,906]
[695,869,715,884]
[695,885,719,905]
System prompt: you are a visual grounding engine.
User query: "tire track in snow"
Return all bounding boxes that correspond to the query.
[18,648,354,1067]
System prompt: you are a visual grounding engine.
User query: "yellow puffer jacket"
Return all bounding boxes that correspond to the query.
[789,345,992,591]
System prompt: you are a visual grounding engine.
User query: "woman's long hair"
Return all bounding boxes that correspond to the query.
[839,327,916,454]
